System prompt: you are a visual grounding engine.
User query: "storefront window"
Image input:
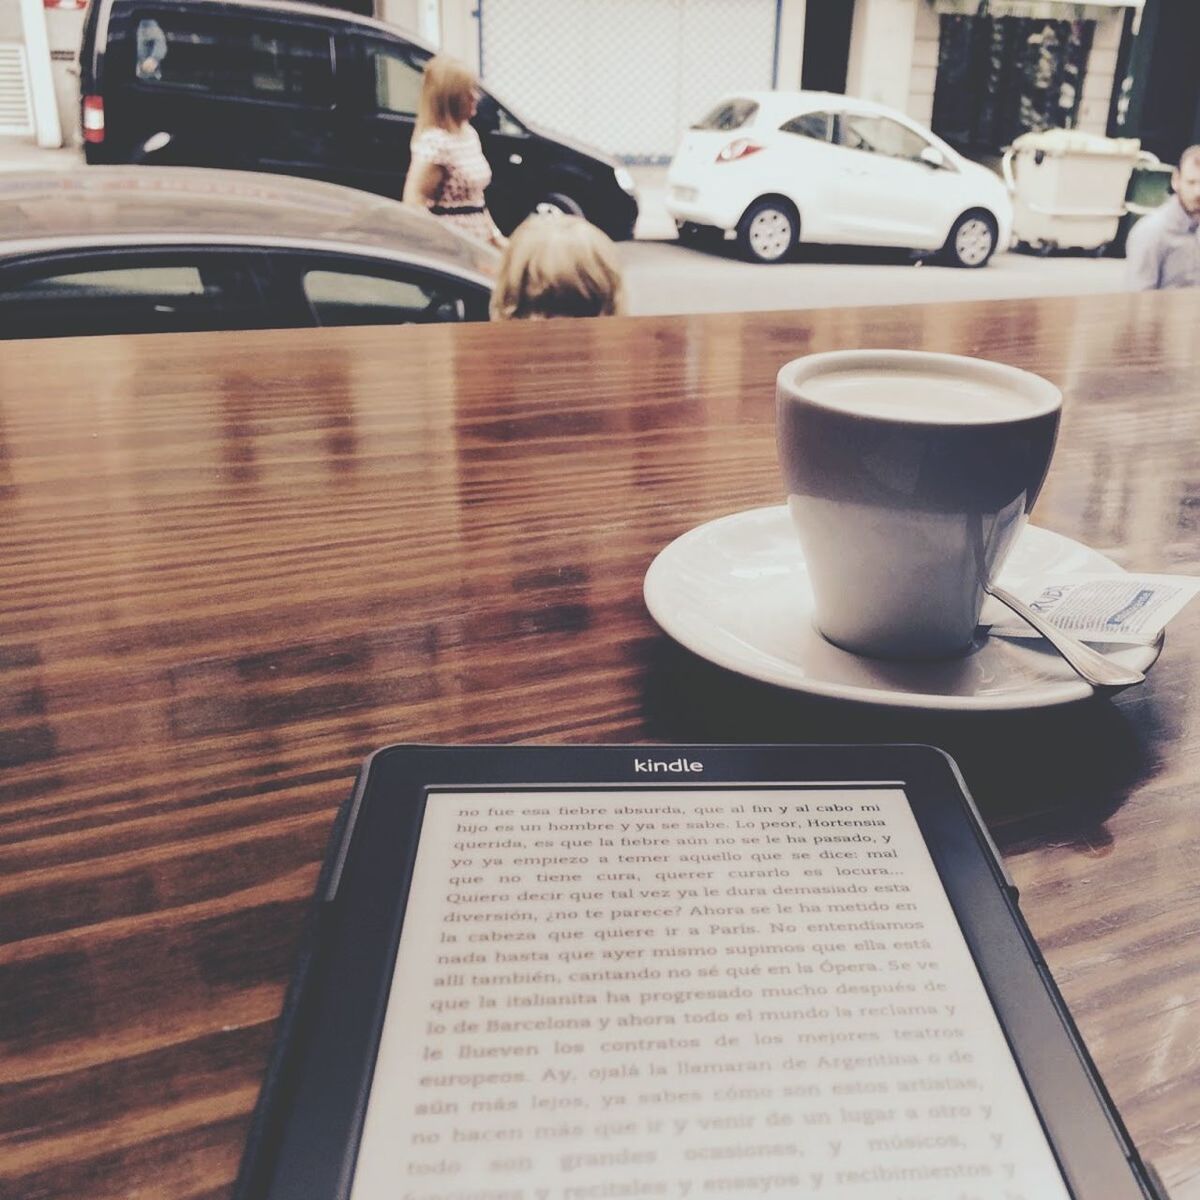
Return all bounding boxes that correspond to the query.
[932,15,1093,155]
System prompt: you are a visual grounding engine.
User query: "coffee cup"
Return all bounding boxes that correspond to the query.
[776,350,1061,660]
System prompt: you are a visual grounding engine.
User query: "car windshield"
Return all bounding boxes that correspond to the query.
[692,98,758,131]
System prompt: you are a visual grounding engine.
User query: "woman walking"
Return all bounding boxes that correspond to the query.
[403,56,506,249]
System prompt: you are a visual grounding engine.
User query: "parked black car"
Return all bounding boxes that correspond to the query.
[78,0,639,241]
[0,166,498,339]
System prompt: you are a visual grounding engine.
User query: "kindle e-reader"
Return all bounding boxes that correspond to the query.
[235,743,1167,1200]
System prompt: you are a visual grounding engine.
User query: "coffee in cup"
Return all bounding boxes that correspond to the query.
[776,350,1061,659]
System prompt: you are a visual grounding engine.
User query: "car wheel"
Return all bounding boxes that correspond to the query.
[533,190,585,218]
[737,199,798,264]
[944,210,998,268]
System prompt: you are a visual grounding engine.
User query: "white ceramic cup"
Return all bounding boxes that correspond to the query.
[776,350,1062,660]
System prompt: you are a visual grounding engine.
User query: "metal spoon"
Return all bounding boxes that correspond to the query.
[986,583,1146,691]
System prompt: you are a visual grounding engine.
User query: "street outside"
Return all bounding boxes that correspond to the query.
[0,145,1134,317]
[619,165,1130,316]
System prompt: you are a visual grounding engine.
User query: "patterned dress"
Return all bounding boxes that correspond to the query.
[410,124,495,245]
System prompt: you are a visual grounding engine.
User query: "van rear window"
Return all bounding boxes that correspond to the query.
[691,98,759,131]
[133,14,334,106]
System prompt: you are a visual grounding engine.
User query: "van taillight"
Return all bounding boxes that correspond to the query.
[82,95,104,143]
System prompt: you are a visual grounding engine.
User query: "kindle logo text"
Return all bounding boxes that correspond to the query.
[633,758,704,773]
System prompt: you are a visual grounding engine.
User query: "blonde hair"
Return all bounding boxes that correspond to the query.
[490,214,626,320]
[416,55,476,136]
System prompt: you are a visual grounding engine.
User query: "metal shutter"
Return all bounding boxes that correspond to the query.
[479,0,779,164]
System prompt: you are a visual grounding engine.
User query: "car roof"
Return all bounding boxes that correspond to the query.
[0,166,499,279]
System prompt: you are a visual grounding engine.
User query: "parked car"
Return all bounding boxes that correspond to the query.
[78,0,639,241]
[666,91,1013,266]
[0,166,499,339]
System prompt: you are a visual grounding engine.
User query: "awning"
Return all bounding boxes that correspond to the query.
[934,0,1143,17]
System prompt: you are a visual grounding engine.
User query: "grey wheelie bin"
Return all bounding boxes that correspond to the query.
[1001,129,1142,255]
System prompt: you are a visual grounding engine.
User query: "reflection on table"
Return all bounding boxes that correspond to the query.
[1,290,1199,1199]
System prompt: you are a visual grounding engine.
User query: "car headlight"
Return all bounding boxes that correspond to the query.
[615,166,636,194]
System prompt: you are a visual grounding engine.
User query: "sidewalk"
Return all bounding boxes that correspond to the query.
[0,138,84,172]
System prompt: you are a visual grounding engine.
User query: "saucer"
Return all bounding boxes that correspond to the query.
[643,506,1162,711]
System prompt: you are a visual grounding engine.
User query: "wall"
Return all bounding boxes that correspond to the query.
[439,0,479,72]
[0,0,22,41]
[846,0,918,111]
[906,0,938,125]
[776,0,807,91]
[1076,9,1125,136]
[43,6,82,146]
[377,0,422,37]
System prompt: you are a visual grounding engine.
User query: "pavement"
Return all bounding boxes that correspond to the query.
[0,138,83,172]
[615,237,1130,316]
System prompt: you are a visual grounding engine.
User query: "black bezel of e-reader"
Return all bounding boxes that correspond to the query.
[233,743,1167,1200]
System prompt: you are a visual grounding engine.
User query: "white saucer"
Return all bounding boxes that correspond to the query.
[643,506,1162,711]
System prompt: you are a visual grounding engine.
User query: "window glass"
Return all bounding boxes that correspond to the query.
[692,98,759,131]
[369,45,426,115]
[838,113,930,162]
[476,93,524,137]
[133,14,334,105]
[780,111,832,141]
[495,105,524,137]
[15,264,206,300]
[301,268,473,326]
[0,259,267,339]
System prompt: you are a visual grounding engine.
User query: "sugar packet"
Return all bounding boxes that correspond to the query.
[985,573,1200,645]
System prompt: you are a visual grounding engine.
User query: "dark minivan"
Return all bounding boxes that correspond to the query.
[79,0,639,240]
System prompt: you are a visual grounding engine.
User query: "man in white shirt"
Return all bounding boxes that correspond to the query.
[1126,146,1200,290]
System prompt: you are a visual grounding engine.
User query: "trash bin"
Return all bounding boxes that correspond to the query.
[1112,153,1174,255]
[1001,129,1142,255]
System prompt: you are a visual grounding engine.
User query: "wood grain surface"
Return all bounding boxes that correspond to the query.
[2,291,1199,1199]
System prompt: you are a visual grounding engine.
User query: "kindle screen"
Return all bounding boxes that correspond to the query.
[349,787,1070,1200]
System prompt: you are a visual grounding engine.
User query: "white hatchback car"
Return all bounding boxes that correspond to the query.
[666,91,1013,266]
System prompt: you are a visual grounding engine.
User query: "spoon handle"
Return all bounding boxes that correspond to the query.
[987,584,1145,691]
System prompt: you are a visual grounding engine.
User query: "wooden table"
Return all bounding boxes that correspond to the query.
[2,291,1199,1199]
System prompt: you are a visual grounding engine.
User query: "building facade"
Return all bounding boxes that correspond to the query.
[841,0,1134,147]
[1,0,64,145]
[431,0,1141,162]
[0,0,1147,161]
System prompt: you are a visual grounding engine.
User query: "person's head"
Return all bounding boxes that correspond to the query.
[416,55,477,135]
[490,214,626,320]
[1172,145,1200,218]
